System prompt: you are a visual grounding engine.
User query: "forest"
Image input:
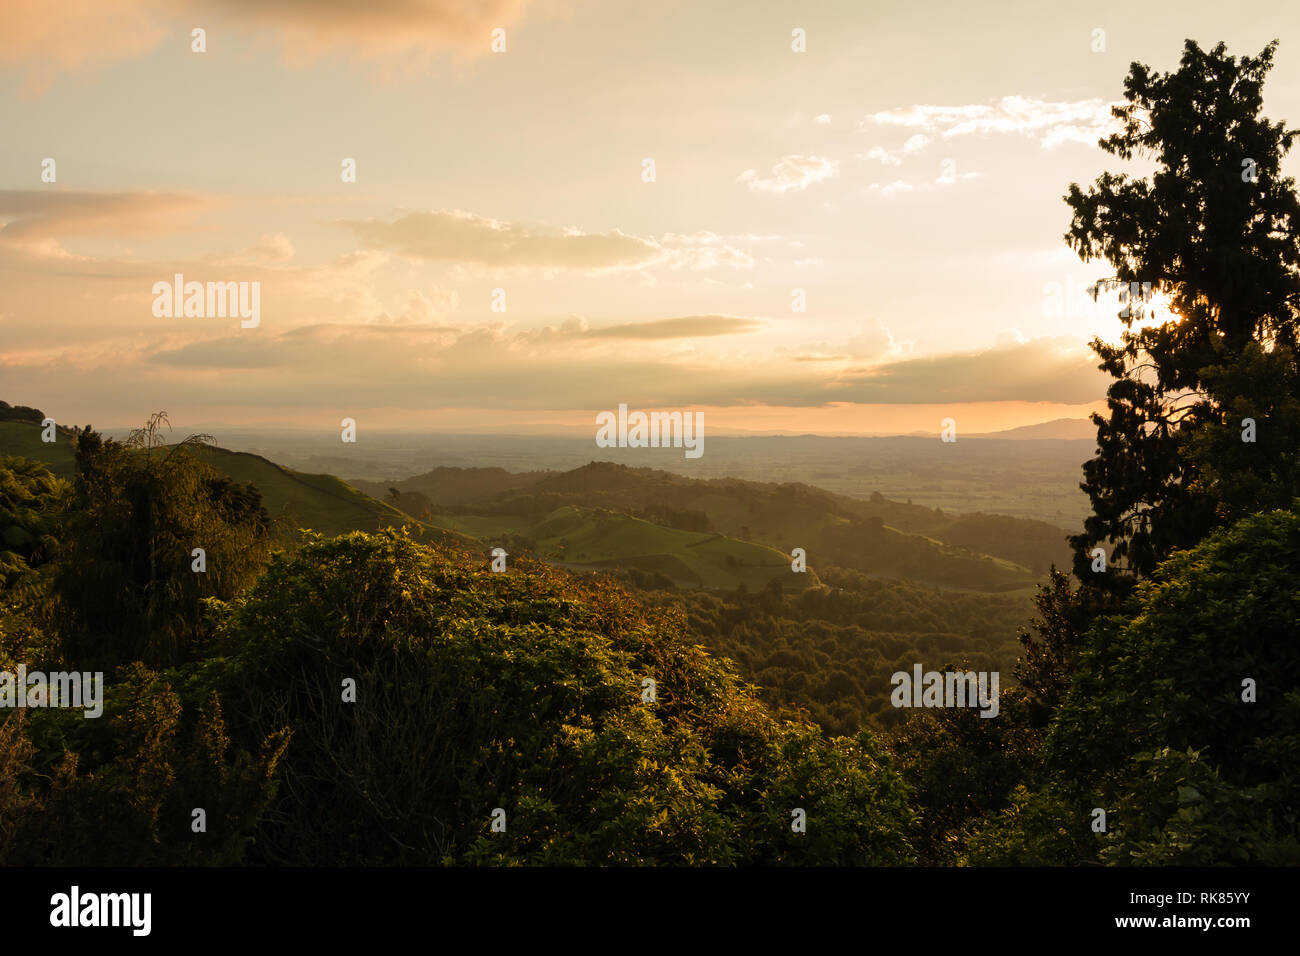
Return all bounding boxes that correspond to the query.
[1,39,1299,866]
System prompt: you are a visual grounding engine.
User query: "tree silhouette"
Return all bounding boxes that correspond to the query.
[1065,39,1300,586]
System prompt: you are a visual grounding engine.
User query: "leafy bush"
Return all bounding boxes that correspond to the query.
[213,529,916,865]
[1003,506,1300,864]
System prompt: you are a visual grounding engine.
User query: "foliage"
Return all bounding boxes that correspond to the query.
[0,456,69,600]
[890,687,1042,864]
[52,416,273,667]
[1012,566,1121,727]
[1100,746,1300,866]
[0,660,288,866]
[640,568,1029,735]
[0,402,45,424]
[1026,506,1300,864]
[367,460,1068,587]
[965,781,1099,866]
[212,529,916,865]
[1065,39,1300,585]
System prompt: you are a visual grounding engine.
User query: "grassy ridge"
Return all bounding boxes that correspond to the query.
[357,461,1056,592]
[0,421,418,540]
[189,446,411,538]
[0,422,76,477]
[1,419,1047,593]
[425,503,816,590]
[1,421,793,588]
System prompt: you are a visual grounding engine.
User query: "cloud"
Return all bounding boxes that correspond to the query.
[337,210,753,273]
[149,340,286,371]
[657,232,756,271]
[208,233,297,266]
[133,319,788,410]
[844,317,912,359]
[584,316,763,339]
[205,0,545,73]
[149,314,765,372]
[902,133,931,153]
[867,96,1120,149]
[0,0,170,97]
[862,147,903,167]
[867,180,912,197]
[737,155,839,194]
[6,317,1109,413]
[792,318,912,364]
[246,232,295,264]
[391,288,460,323]
[210,0,533,39]
[860,132,931,167]
[338,209,659,271]
[0,190,215,241]
[0,189,218,261]
[0,1,555,95]
[149,320,460,369]
[835,337,1107,404]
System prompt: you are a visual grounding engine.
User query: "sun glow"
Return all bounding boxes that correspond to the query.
[1093,287,1184,344]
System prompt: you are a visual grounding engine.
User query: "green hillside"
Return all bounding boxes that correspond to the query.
[0,421,76,477]
[424,503,815,591]
[0,420,418,540]
[356,461,1055,592]
[1,419,790,589]
[189,446,415,538]
[536,506,809,590]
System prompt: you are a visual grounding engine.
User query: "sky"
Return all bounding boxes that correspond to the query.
[1,0,1298,435]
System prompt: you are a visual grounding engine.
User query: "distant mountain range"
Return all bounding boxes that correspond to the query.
[87,417,1100,441]
[966,418,1098,440]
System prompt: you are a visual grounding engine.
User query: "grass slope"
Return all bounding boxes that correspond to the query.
[424,504,813,591]
[0,421,422,540]
[357,461,1054,592]
[190,446,414,538]
[0,422,76,477]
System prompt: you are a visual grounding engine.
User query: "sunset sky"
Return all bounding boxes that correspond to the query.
[2,0,1297,434]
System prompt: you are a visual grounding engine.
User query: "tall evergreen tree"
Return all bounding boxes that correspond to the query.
[1065,39,1300,586]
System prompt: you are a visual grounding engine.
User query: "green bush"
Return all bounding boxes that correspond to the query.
[213,529,916,865]
[1022,507,1300,864]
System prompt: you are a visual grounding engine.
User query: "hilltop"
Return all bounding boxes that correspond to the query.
[353,460,1073,593]
[0,419,419,541]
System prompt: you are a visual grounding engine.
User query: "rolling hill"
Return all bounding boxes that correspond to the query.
[2,408,1067,595]
[0,420,417,540]
[0,420,76,477]
[1,407,1046,737]
[353,460,1070,592]
[0,418,807,591]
